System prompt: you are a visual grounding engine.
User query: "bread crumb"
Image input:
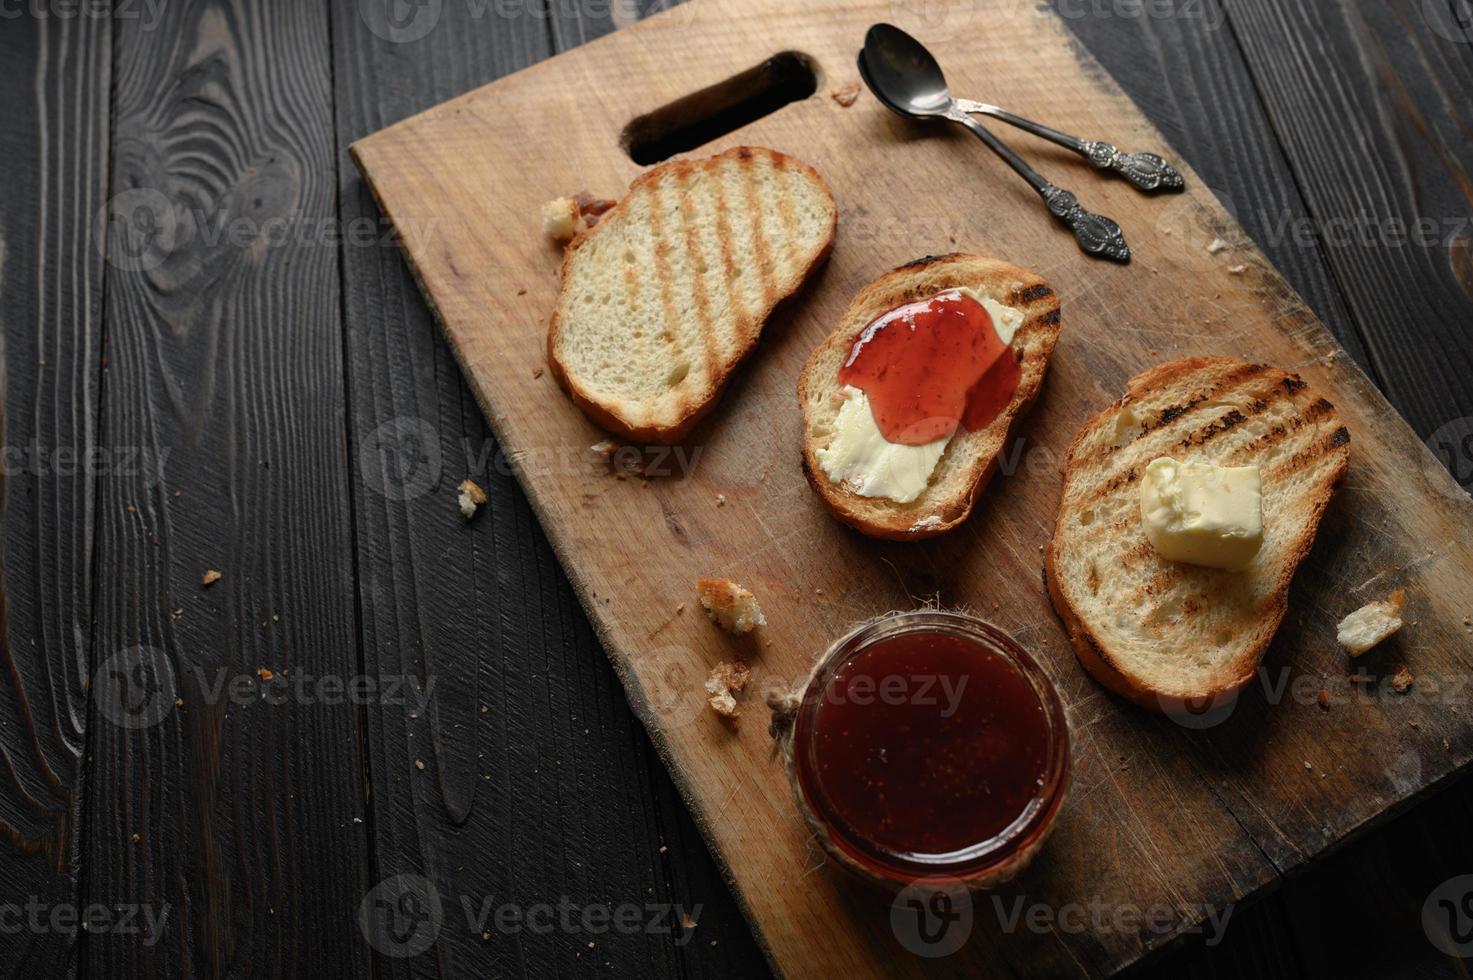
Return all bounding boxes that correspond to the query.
[1391,665,1414,693]
[258,667,274,681]
[541,196,579,241]
[681,912,697,930]
[590,440,618,472]
[415,759,425,771]
[675,603,685,614]
[532,367,544,379]
[1337,589,1405,655]
[201,569,222,587]
[458,479,487,519]
[1303,761,1312,770]
[573,191,616,223]
[1316,689,1329,710]
[697,579,765,635]
[830,80,861,107]
[705,661,752,719]
[1207,237,1228,253]
[1227,264,1247,274]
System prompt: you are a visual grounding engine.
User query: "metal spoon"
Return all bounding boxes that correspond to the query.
[859,23,1130,262]
[953,98,1184,192]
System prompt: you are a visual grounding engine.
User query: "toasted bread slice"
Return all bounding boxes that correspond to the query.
[547,146,836,444]
[1046,358,1350,711]
[798,254,1062,540]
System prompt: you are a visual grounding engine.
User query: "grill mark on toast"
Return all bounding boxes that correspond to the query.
[1084,365,1288,474]
[676,165,718,388]
[1176,409,1247,450]
[647,174,686,364]
[1225,421,1296,463]
[1135,364,1273,436]
[772,153,799,267]
[898,254,950,271]
[710,157,746,340]
[1012,283,1054,305]
[740,152,777,310]
[1267,426,1349,479]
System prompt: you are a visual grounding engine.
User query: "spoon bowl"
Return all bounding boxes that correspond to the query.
[856,23,1132,262]
[859,23,955,118]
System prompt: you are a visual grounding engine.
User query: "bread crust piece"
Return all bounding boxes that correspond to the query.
[547,146,837,444]
[798,254,1062,540]
[1045,357,1351,712]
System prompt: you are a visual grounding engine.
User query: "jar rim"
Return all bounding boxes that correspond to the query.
[791,610,1071,884]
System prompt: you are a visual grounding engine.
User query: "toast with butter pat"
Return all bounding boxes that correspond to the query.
[799,254,1062,540]
[548,146,837,443]
[1046,357,1350,712]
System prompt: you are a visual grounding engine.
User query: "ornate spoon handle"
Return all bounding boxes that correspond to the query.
[949,110,1131,263]
[1039,184,1131,262]
[1079,141,1185,192]
[954,99,1185,193]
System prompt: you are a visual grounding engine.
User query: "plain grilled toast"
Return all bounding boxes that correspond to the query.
[1046,357,1350,711]
[798,254,1062,539]
[548,146,837,444]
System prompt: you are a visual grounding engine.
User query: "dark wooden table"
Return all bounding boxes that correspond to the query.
[1,1,1471,977]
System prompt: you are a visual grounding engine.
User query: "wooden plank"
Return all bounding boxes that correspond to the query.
[1225,0,1473,442]
[1056,0,1370,376]
[1052,10,1323,978]
[547,6,1341,978]
[79,1,371,975]
[0,13,111,977]
[330,0,762,975]
[354,0,1473,976]
[1064,7,1473,978]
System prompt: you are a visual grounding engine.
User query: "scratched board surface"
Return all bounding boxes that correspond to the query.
[349,0,1473,975]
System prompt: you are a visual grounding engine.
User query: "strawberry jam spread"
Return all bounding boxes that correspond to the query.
[791,614,1069,883]
[838,289,1021,446]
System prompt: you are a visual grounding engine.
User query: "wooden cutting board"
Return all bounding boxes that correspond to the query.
[350,0,1473,975]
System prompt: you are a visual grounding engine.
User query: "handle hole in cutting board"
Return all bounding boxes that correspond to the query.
[621,51,819,165]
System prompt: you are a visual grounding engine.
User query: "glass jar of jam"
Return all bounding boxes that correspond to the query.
[779,611,1070,889]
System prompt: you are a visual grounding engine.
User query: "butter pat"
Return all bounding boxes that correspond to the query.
[1139,457,1263,571]
[814,287,1024,505]
[816,386,949,504]
[958,287,1024,346]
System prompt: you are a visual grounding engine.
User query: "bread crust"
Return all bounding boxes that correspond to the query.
[798,254,1062,540]
[1045,357,1350,711]
[547,146,837,445]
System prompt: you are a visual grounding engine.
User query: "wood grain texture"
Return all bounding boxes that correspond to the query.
[81,1,370,975]
[1225,0,1473,441]
[1054,0,1371,376]
[0,13,111,978]
[1061,4,1473,978]
[350,0,1473,975]
[330,0,766,975]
